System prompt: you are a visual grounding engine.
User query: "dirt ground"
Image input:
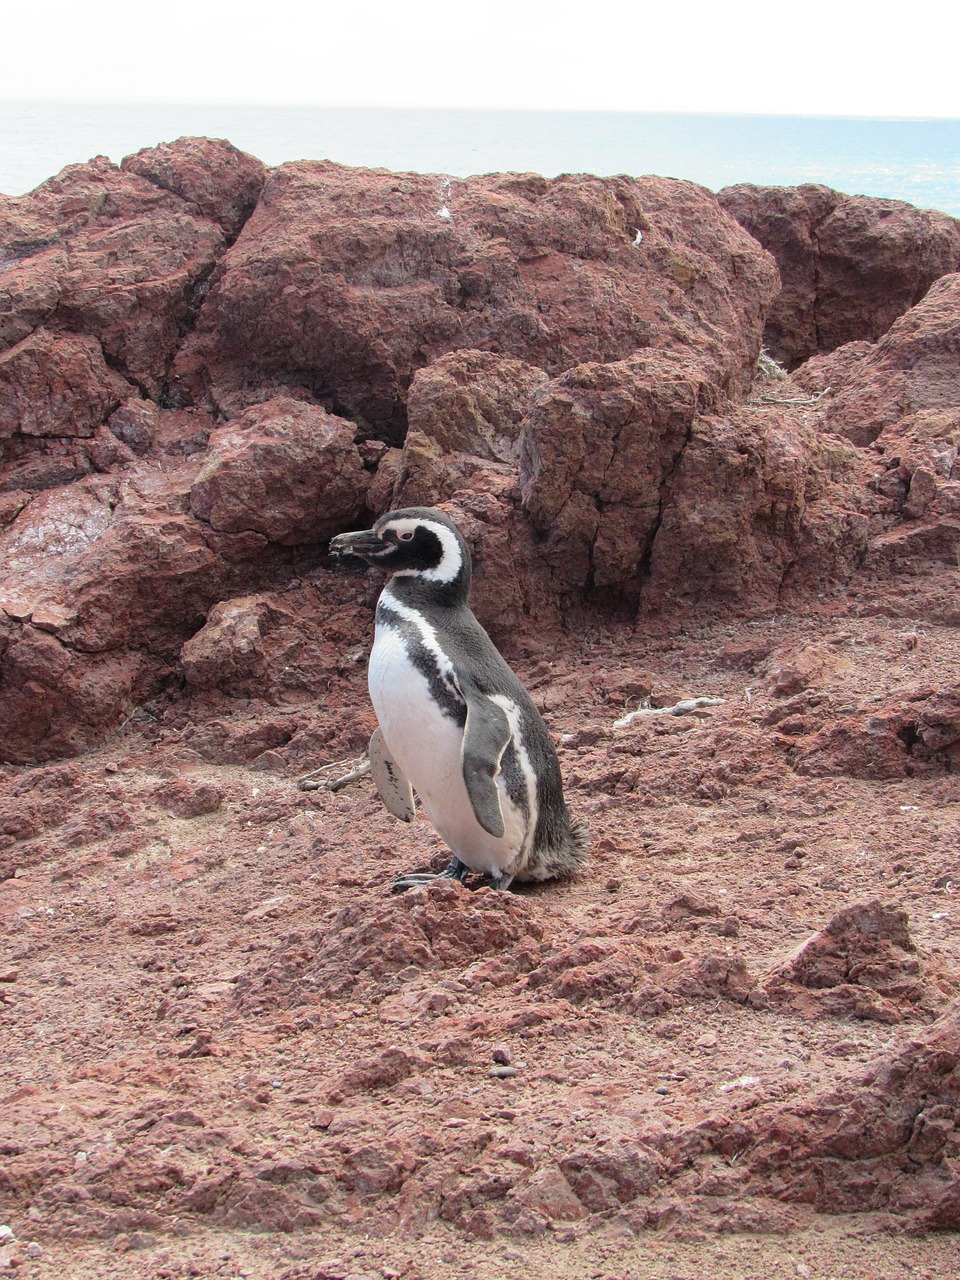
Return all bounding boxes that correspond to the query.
[2,581,959,1278]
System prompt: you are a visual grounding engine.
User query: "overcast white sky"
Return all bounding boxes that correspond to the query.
[4,0,958,118]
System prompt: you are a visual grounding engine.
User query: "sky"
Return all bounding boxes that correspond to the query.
[3,0,959,118]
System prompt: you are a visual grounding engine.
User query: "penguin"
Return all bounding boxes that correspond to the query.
[329,507,589,892]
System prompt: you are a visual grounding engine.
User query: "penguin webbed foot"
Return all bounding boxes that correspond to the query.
[390,858,513,894]
[391,857,470,894]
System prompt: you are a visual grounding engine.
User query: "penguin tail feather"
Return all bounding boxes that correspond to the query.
[535,817,590,881]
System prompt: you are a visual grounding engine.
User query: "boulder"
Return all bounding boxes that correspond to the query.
[121,136,267,238]
[824,272,960,445]
[189,397,369,543]
[0,328,132,439]
[0,154,227,396]
[520,350,719,604]
[171,165,778,436]
[719,184,960,366]
[642,403,868,615]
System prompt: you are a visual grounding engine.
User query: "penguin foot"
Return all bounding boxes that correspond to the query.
[391,859,516,894]
[391,857,470,894]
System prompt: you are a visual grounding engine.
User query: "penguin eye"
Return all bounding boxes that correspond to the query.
[397,529,415,542]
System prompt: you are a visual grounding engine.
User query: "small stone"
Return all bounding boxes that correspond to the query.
[491,1046,513,1066]
[104,761,119,774]
[489,1065,517,1079]
[0,969,18,983]
[25,1243,43,1260]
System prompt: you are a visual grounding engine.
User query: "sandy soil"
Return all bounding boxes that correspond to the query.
[2,595,959,1278]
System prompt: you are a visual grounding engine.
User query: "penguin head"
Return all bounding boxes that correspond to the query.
[330,507,472,595]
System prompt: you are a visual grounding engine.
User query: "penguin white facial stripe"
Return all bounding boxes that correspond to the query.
[420,522,464,584]
[382,517,464,584]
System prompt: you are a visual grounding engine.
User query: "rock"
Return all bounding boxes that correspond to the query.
[180,585,370,700]
[557,1137,660,1211]
[236,880,550,1007]
[0,328,132,439]
[107,399,158,454]
[152,779,224,818]
[406,350,550,465]
[789,706,916,781]
[1,154,227,397]
[516,1166,589,1221]
[734,1003,960,1227]
[0,617,145,762]
[641,404,868,616]
[0,246,67,351]
[719,184,960,366]
[764,899,932,1020]
[171,165,777,433]
[916,684,960,764]
[121,136,266,238]
[763,643,846,698]
[0,459,293,759]
[825,273,960,445]
[520,351,719,605]
[188,397,369,543]
[380,350,549,510]
[327,1047,431,1102]
[180,595,271,691]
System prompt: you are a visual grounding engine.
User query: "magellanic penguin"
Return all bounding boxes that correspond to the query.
[329,507,589,892]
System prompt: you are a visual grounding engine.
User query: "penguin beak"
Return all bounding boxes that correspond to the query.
[328,527,387,561]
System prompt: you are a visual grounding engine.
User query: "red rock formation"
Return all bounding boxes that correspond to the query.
[719,183,960,366]
[171,165,778,435]
[0,154,226,398]
[2,140,958,765]
[823,272,960,445]
[121,136,266,239]
[188,397,368,544]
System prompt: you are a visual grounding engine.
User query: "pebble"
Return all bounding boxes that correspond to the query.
[491,1045,513,1065]
[489,1065,517,1079]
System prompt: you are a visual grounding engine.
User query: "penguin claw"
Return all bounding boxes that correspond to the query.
[391,872,438,893]
[390,860,515,894]
[392,858,470,893]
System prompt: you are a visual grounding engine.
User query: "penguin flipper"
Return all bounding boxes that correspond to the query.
[369,727,415,822]
[461,696,511,839]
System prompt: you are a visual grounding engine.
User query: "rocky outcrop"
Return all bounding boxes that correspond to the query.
[171,165,778,436]
[121,136,267,239]
[2,142,959,760]
[0,393,370,759]
[0,328,130,439]
[719,183,960,366]
[733,1001,960,1228]
[819,272,960,445]
[188,397,368,544]
[0,153,228,399]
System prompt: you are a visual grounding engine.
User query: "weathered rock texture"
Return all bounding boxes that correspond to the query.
[719,183,960,367]
[171,165,779,436]
[1,140,959,779]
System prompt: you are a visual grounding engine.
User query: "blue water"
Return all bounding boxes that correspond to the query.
[2,101,959,216]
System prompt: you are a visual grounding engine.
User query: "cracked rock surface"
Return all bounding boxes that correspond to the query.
[2,141,960,1278]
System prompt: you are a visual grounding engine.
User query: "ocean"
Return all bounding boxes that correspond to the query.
[1,100,959,217]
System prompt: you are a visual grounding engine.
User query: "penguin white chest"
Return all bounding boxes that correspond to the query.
[367,606,527,877]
